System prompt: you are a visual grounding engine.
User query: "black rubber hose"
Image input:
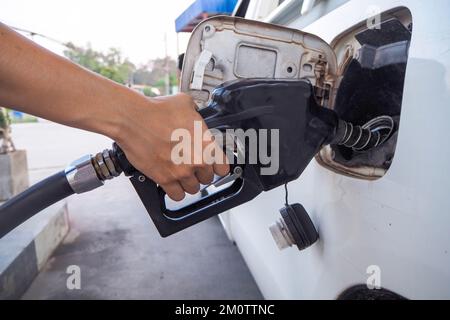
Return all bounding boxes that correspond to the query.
[0,170,74,239]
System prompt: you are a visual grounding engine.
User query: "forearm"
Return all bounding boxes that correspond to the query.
[0,22,229,200]
[0,22,144,140]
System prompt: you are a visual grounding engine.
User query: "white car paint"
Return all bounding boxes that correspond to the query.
[220,0,450,299]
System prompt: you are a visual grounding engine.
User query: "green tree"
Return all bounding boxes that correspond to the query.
[142,86,157,97]
[132,57,178,95]
[64,43,135,85]
[132,68,153,86]
[0,107,15,154]
[0,107,10,130]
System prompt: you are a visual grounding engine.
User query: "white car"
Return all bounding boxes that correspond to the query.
[191,0,449,299]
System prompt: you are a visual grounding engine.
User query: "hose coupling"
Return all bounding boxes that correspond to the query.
[64,149,122,194]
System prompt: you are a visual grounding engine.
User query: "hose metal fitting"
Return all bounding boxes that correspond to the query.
[92,149,122,181]
[64,149,122,194]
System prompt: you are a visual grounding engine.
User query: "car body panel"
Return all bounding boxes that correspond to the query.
[220,0,450,299]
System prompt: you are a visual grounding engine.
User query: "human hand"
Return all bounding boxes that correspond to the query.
[113,93,230,201]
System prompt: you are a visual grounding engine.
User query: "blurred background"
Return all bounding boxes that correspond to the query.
[1,0,198,123]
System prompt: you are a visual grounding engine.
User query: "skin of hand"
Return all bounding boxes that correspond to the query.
[115,93,230,201]
[0,23,229,201]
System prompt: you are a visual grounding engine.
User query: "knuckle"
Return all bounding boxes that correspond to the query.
[157,176,172,185]
[195,162,209,170]
[177,168,194,180]
[178,93,193,104]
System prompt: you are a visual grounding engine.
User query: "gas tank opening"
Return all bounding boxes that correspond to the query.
[316,8,412,179]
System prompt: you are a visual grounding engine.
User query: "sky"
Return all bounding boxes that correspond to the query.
[0,0,194,65]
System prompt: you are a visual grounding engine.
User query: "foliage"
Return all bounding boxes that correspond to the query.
[133,57,178,95]
[0,107,15,154]
[0,107,10,130]
[63,43,179,95]
[64,43,135,85]
[142,86,157,97]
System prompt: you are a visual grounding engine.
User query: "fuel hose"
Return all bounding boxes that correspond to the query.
[0,149,123,239]
[0,171,74,238]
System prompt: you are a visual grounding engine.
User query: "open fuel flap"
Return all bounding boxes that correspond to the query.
[181,11,411,180]
[180,16,338,109]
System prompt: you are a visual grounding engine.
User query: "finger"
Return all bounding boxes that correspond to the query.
[201,135,230,178]
[195,166,214,185]
[213,162,230,177]
[160,181,185,201]
[212,148,230,177]
[179,176,201,195]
